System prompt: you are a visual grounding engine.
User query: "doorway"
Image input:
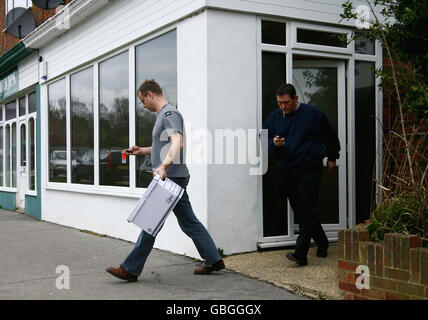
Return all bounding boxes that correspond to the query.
[17,122,27,210]
[262,59,347,244]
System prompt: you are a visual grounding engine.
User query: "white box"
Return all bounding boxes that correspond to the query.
[127,174,184,237]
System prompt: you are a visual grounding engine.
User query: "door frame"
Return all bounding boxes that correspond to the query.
[259,59,348,247]
[17,120,27,210]
[292,60,348,233]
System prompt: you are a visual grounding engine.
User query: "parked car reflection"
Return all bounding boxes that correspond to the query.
[73,150,94,184]
[49,150,77,181]
[100,148,129,187]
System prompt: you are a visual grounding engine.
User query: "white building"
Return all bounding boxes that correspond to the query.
[0,0,383,260]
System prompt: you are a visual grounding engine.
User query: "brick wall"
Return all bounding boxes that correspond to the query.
[0,0,73,55]
[338,227,428,300]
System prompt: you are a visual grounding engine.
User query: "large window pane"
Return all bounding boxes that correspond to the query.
[297,29,347,48]
[262,21,286,46]
[99,52,129,187]
[0,127,3,187]
[71,67,94,185]
[5,125,10,187]
[261,51,288,237]
[48,79,67,183]
[6,101,16,120]
[29,118,35,190]
[135,30,177,188]
[355,61,376,223]
[28,91,37,114]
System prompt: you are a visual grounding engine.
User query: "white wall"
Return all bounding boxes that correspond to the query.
[206,0,382,27]
[206,10,260,254]
[18,53,38,91]
[39,0,206,83]
[40,10,210,261]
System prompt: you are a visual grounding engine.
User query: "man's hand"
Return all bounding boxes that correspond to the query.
[122,145,140,156]
[155,164,167,180]
[327,160,336,173]
[273,136,285,147]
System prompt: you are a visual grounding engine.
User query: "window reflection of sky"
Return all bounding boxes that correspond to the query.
[136,30,177,107]
[100,51,129,110]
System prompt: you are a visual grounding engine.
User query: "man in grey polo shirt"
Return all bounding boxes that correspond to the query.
[106,80,224,282]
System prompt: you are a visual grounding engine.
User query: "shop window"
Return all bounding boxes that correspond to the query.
[354,31,375,55]
[355,61,376,223]
[99,52,129,187]
[135,30,177,188]
[29,118,35,190]
[28,91,37,114]
[261,51,288,237]
[5,125,10,187]
[0,127,3,187]
[19,96,26,116]
[71,67,94,185]
[6,101,16,120]
[48,78,67,183]
[262,21,286,46]
[297,29,347,48]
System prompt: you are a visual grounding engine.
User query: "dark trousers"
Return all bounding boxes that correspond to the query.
[280,160,329,259]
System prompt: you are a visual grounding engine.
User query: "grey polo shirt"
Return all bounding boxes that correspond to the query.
[151,104,189,178]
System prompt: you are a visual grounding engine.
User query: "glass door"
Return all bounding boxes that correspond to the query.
[292,60,347,233]
[17,122,27,210]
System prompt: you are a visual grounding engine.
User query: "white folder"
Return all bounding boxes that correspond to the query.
[127,174,185,237]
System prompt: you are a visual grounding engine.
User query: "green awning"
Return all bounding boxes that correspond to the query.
[0,42,36,78]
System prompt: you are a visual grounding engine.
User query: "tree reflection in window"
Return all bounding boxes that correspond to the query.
[48,79,67,183]
[135,30,177,188]
[71,67,94,185]
[99,52,129,187]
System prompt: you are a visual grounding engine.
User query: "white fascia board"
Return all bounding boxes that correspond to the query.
[23,0,112,50]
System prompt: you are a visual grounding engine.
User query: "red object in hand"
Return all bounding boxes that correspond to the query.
[121,154,127,160]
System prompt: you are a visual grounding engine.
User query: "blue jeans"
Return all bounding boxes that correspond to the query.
[121,176,221,276]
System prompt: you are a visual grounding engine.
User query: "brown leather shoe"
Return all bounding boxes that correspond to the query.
[194,259,225,275]
[106,266,138,282]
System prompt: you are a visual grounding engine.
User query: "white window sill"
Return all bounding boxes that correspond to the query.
[0,188,17,193]
[45,183,146,199]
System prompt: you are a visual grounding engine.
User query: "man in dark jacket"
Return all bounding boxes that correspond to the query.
[263,83,340,266]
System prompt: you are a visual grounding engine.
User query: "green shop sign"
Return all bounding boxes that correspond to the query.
[0,68,19,101]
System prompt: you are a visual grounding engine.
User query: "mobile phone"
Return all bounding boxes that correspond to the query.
[126,149,133,153]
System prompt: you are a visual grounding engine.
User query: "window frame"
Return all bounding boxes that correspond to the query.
[292,21,353,55]
[0,91,38,195]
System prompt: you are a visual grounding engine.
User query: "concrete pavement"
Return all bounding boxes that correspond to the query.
[0,209,307,300]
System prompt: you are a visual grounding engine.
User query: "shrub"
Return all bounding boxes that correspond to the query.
[368,190,428,246]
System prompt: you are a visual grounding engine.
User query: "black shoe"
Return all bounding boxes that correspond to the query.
[316,247,328,258]
[285,252,308,266]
